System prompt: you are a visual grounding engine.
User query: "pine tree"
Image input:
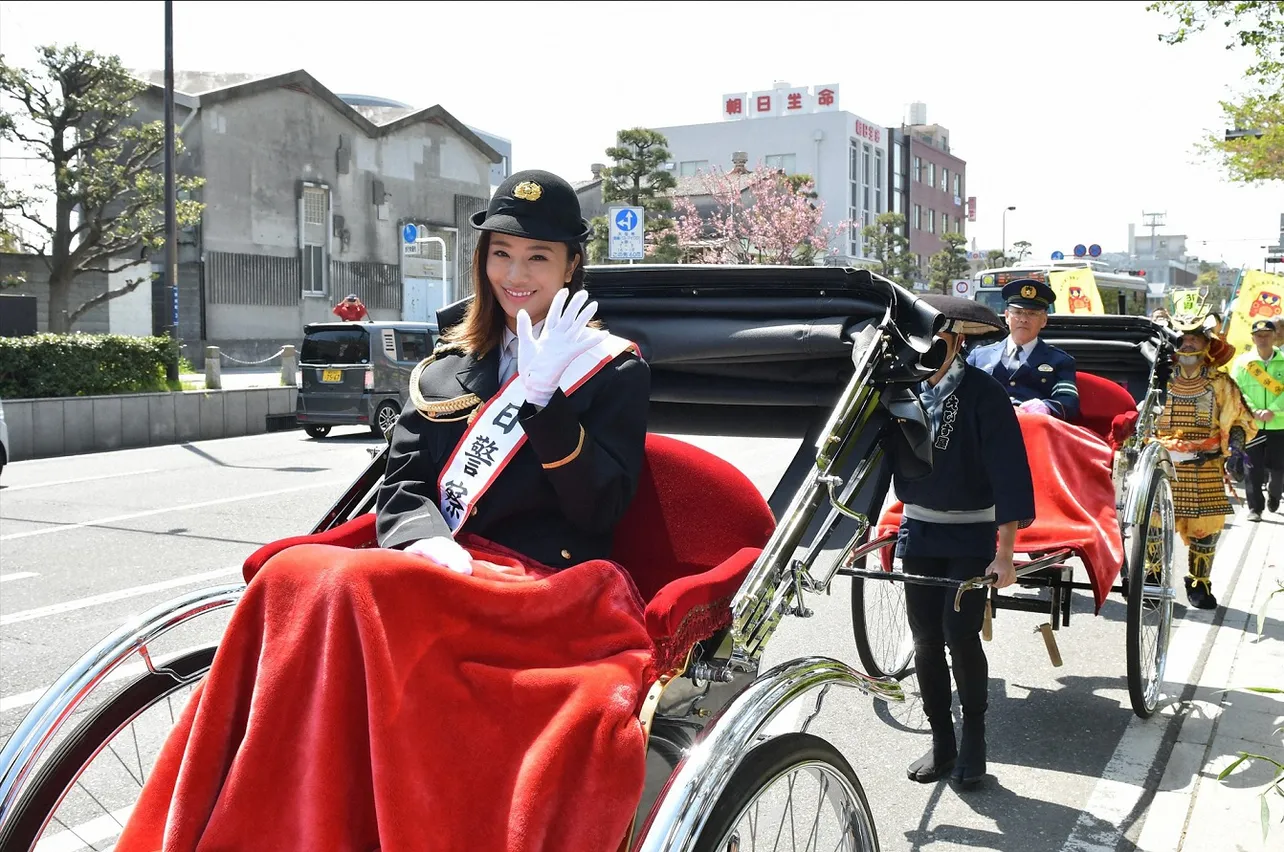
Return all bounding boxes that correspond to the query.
[589,128,678,263]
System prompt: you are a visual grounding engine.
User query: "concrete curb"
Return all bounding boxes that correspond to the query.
[3,387,298,462]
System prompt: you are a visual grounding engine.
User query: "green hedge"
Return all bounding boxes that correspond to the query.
[0,333,180,399]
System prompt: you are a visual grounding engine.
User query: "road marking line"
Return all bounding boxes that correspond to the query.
[0,479,346,541]
[0,571,39,583]
[34,804,133,852]
[0,566,241,626]
[1,469,161,492]
[1060,519,1258,852]
[1,643,212,714]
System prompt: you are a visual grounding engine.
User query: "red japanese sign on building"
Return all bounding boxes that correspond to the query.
[721,84,839,119]
[854,120,882,144]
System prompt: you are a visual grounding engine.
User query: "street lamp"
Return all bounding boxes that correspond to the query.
[1002,206,1016,263]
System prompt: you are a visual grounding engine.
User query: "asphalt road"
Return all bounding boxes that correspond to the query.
[0,426,1258,851]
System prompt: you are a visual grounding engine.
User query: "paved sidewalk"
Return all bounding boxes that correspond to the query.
[180,367,300,390]
[1138,511,1284,851]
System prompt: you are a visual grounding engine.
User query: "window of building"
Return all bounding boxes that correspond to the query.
[928,209,936,234]
[953,173,961,198]
[679,160,709,177]
[874,149,883,213]
[927,162,936,191]
[913,156,922,182]
[300,183,329,296]
[913,204,922,230]
[942,167,949,193]
[764,153,796,173]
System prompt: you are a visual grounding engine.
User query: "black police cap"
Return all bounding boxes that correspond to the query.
[1001,278,1056,311]
[1252,319,1278,334]
[470,169,592,244]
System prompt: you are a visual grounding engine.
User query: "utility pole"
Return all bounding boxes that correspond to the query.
[163,0,179,382]
[1142,211,1166,292]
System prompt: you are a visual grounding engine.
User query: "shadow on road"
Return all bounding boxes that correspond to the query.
[179,442,331,473]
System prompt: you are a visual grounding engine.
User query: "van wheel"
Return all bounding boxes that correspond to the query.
[373,401,401,438]
[305,425,331,439]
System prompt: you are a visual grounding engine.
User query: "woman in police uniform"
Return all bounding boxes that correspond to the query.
[375,169,651,572]
[890,294,1036,789]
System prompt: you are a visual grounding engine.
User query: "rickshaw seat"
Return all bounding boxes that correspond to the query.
[1072,371,1137,443]
[242,433,776,673]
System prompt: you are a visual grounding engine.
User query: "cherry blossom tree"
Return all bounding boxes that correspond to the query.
[671,164,848,265]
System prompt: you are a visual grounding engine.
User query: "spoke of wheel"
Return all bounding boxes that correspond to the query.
[770,769,798,851]
[107,740,143,788]
[131,719,146,786]
[51,813,101,852]
[805,772,828,851]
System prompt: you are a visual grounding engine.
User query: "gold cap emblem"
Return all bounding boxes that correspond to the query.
[1021,285,1037,300]
[513,181,542,202]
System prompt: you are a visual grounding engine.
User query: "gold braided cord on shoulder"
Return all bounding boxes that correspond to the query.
[408,354,482,419]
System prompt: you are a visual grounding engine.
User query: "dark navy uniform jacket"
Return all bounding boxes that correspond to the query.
[888,364,1037,559]
[967,336,1080,422]
[374,343,650,570]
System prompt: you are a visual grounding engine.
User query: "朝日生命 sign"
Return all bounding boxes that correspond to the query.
[722,84,840,120]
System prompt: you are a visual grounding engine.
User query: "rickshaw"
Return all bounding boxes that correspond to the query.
[844,313,1180,719]
[0,267,1173,851]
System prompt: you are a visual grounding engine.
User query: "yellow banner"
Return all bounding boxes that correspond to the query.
[1048,267,1104,315]
[1226,270,1284,357]
[1170,288,1203,316]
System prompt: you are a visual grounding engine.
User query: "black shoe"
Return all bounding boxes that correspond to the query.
[907,723,957,784]
[1248,510,1262,523]
[951,715,987,789]
[907,746,956,783]
[1269,499,1280,514]
[1184,576,1218,610]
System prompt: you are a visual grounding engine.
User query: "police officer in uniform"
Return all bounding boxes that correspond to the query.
[889,294,1036,789]
[375,169,651,572]
[967,278,1080,421]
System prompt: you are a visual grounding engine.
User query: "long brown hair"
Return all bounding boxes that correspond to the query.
[439,230,588,357]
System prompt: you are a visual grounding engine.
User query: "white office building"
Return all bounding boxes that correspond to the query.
[654,83,892,260]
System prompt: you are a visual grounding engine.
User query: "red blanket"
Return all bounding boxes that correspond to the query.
[116,537,654,852]
[876,411,1124,612]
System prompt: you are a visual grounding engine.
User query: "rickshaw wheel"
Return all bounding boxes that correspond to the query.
[0,647,214,852]
[850,555,914,680]
[1125,470,1176,719]
[693,733,879,852]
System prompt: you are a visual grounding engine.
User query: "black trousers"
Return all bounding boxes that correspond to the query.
[903,556,991,725]
[1247,431,1284,513]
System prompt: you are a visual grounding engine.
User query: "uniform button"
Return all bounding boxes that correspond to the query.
[470,506,478,517]
[1010,381,1017,387]
[561,549,572,560]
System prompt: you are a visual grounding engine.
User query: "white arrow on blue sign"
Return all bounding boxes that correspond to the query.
[402,223,418,244]
[608,206,645,260]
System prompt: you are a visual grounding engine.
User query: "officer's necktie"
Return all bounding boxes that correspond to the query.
[1007,345,1024,373]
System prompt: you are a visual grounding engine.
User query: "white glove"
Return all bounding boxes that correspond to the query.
[1018,398,1053,416]
[404,536,473,575]
[517,288,607,407]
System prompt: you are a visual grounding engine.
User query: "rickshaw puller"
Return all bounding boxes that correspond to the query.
[968,278,1080,421]
[888,295,1036,789]
[1230,319,1284,522]
[1155,309,1257,609]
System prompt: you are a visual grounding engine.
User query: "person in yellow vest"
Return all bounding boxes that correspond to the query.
[1231,319,1284,522]
[1155,309,1258,609]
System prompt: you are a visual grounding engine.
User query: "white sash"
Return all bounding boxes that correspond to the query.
[436,334,639,533]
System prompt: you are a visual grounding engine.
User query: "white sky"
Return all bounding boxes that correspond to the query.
[1,0,1280,268]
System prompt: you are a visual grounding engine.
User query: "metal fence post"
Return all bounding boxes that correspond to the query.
[204,346,221,390]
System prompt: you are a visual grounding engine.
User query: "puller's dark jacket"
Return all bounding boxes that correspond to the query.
[888,364,1037,559]
[375,343,651,570]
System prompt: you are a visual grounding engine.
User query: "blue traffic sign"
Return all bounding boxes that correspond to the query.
[1073,244,1087,257]
[1051,251,1064,260]
[614,209,639,232]
[1088,243,1101,258]
[402,223,418,244]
